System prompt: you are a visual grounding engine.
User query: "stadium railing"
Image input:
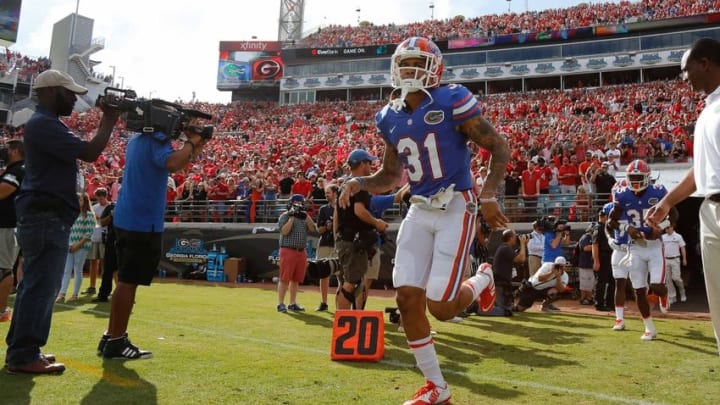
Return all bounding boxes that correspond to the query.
[164,193,611,224]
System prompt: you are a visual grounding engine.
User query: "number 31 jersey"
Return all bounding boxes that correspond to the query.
[613,182,668,233]
[375,84,482,197]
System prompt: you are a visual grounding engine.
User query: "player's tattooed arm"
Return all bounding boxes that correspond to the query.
[364,141,403,193]
[460,115,510,199]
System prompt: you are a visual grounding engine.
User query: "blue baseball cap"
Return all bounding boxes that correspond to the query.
[347,149,377,165]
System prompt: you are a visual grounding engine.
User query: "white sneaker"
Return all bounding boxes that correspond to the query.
[612,320,625,331]
[641,331,658,341]
[669,296,677,305]
[680,294,687,302]
[402,380,451,405]
[445,316,464,323]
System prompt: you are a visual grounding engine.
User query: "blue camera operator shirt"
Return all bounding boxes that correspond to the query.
[114,131,173,233]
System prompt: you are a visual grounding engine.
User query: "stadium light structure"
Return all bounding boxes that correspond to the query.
[118,76,124,88]
[356,7,361,24]
[429,3,434,20]
[109,65,116,87]
[506,0,511,13]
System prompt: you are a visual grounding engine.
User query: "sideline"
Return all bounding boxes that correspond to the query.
[71,305,670,405]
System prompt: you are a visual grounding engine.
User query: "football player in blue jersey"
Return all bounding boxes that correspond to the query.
[606,160,678,341]
[599,199,632,329]
[339,37,510,405]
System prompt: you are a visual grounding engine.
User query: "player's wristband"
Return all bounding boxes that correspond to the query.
[657,219,671,229]
[618,223,629,232]
[353,176,365,190]
[478,197,497,204]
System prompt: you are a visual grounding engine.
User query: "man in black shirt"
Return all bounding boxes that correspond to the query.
[314,184,337,311]
[504,170,522,222]
[92,201,117,303]
[278,169,295,199]
[591,161,616,210]
[479,229,526,316]
[334,150,387,310]
[592,208,615,311]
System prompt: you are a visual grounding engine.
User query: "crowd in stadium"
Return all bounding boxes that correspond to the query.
[0,0,706,223]
[0,49,51,81]
[299,0,719,48]
[0,75,699,223]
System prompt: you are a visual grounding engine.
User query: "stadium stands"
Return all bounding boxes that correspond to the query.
[297,0,718,48]
[0,1,707,223]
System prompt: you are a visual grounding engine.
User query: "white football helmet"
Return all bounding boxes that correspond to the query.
[389,37,443,111]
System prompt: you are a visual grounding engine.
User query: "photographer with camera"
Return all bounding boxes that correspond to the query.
[5,71,122,374]
[98,97,212,360]
[514,256,569,313]
[276,194,318,313]
[334,149,388,311]
[479,229,527,316]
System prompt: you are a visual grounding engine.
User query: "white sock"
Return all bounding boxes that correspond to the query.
[643,316,656,333]
[463,273,489,301]
[615,306,624,322]
[408,335,444,387]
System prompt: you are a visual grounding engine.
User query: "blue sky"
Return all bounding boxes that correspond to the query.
[10,0,618,103]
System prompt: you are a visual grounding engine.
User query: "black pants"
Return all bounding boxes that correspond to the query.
[98,237,117,299]
[594,261,615,308]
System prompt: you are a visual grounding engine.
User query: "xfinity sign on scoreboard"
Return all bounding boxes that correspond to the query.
[217,41,283,90]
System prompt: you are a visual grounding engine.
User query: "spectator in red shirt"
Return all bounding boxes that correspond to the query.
[291,172,312,199]
[520,161,541,222]
[208,177,230,222]
[558,156,578,194]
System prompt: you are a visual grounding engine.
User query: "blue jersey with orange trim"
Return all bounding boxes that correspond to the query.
[375,84,481,197]
[612,181,667,241]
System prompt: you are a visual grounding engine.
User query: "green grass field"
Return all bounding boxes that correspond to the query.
[1,281,718,405]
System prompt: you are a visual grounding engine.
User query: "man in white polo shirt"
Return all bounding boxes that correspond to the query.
[661,224,687,304]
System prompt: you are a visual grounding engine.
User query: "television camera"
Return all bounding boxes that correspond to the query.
[96,87,214,140]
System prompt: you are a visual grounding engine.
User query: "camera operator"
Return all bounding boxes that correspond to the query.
[98,109,210,360]
[478,229,526,316]
[0,140,24,324]
[276,194,318,313]
[6,70,122,374]
[514,256,569,313]
[334,149,388,310]
[314,185,338,312]
[542,215,571,264]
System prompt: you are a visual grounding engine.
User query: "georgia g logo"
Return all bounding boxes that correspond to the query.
[253,59,282,80]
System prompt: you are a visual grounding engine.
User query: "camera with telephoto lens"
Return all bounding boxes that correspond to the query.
[96,87,214,140]
[518,233,532,242]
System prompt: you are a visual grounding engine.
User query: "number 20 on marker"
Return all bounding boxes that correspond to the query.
[331,310,385,362]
